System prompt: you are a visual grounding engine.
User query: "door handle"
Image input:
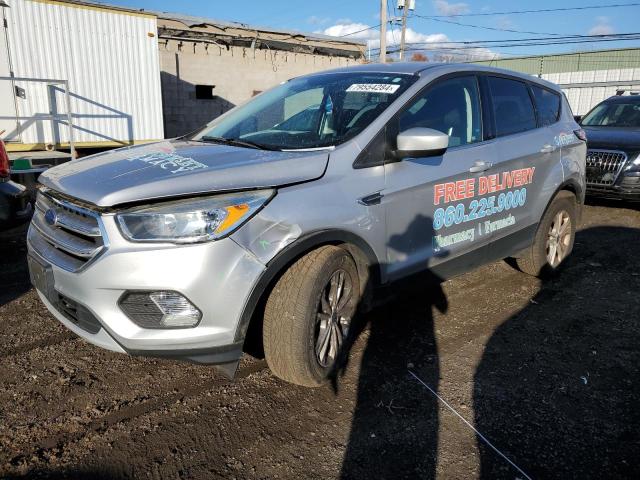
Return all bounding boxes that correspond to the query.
[469,161,492,173]
[540,144,556,154]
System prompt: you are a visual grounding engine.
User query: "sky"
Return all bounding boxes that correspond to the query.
[105,0,640,60]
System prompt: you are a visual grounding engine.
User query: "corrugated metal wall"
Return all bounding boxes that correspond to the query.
[4,0,164,148]
[544,68,640,115]
[473,48,640,115]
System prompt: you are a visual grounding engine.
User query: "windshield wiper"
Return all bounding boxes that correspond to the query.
[200,135,280,151]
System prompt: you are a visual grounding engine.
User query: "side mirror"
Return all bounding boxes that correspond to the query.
[395,127,449,159]
[573,115,582,124]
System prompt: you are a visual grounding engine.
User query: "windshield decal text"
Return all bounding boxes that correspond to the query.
[346,83,401,94]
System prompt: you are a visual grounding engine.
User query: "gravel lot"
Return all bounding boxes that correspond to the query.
[1,199,639,479]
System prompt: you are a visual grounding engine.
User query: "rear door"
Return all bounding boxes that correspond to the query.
[383,74,498,281]
[478,75,560,253]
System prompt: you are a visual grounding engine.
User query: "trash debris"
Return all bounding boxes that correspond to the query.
[580,373,590,385]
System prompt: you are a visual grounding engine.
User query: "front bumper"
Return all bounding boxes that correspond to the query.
[587,173,640,201]
[27,213,266,364]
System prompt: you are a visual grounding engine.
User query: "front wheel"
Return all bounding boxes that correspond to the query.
[515,192,577,277]
[262,246,360,386]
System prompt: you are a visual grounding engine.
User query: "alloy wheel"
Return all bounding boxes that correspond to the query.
[546,210,572,267]
[315,269,353,368]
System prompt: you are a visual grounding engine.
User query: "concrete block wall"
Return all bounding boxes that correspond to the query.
[159,40,359,137]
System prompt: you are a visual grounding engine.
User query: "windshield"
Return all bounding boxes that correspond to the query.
[192,72,418,150]
[581,100,640,127]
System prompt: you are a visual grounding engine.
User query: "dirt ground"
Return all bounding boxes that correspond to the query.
[1,199,639,479]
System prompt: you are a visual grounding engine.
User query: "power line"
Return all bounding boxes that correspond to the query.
[338,23,381,37]
[422,2,640,18]
[411,14,565,36]
[379,36,640,53]
[369,32,640,48]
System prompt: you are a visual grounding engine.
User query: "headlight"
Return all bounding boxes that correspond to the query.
[116,190,274,243]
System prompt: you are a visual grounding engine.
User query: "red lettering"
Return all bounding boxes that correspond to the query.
[434,184,445,205]
[445,183,456,203]
[527,167,535,184]
[465,178,476,198]
[455,180,466,201]
[489,174,498,193]
[478,176,488,195]
[513,170,523,187]
[503,171,514,189]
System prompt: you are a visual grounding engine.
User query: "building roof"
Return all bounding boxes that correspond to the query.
[154,11,366,47]
[41,1,365,58]
[154,11,365,58]
[472,47,640,75]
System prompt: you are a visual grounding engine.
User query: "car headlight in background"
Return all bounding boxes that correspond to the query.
[116,190,274,243]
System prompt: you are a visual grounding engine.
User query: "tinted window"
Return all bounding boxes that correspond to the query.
[532,85,561,126]
[399,76,482,147]
[488,77,536,137]
[581,101,640,127]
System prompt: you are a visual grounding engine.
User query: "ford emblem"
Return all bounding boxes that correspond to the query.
[44,208,58,227]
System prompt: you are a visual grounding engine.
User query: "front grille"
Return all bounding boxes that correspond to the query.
[586,149,628,186]
[29,190,106,272]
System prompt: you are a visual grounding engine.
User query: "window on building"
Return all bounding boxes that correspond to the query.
[195,84,216,100]
[399,75,482,147]
[488,76,537,137]
[531,85,561,126]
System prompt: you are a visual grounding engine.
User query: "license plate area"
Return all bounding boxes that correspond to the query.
[28,254,57,304]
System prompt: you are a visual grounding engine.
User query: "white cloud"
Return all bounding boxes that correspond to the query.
[321,22,374,40]
[433,0,470,16]
[320,22,496,62]
[589,17,614,35]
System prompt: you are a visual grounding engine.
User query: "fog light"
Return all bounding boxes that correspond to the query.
[119,291,202,328]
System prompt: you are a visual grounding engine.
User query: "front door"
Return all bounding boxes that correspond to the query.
[383,74,497,281]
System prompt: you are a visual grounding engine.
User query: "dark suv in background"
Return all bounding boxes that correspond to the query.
[0,139,32,232]
[579,93,640,200]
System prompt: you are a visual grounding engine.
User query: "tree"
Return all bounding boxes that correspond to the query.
[410,52,428,62]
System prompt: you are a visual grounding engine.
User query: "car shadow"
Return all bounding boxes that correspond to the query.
[0,225,30,307]
[585,196,640,211]
[333,215,448,479]
[474,225,640,479]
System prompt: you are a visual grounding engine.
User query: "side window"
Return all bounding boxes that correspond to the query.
[487,77,537,137]
[399,76,482,147]
[531,85,561,126]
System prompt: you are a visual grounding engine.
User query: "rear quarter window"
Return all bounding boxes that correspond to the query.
[488,76,537,137]
[531,85,561,126]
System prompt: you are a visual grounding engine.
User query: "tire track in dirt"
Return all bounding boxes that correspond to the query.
[0,333,73,359]
[13,360,268,464]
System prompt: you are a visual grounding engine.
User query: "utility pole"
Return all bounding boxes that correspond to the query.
[398,0,414,61]
[379,0,387,63]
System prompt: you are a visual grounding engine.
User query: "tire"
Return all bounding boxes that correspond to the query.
[516,192,577,277]
[263,245,360,387]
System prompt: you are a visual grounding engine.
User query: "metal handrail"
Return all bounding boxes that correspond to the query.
[0,75,76,158]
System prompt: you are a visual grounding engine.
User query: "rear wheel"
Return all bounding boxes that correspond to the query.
[263,246,360,386]
[515,192,577,277]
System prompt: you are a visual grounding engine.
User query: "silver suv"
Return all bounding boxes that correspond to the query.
[27,63,586,386]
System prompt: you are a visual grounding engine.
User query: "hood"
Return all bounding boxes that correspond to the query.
[39,140,329,207]
[583,126,640,151]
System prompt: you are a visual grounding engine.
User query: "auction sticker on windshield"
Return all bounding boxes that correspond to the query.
[346,84,401,94]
